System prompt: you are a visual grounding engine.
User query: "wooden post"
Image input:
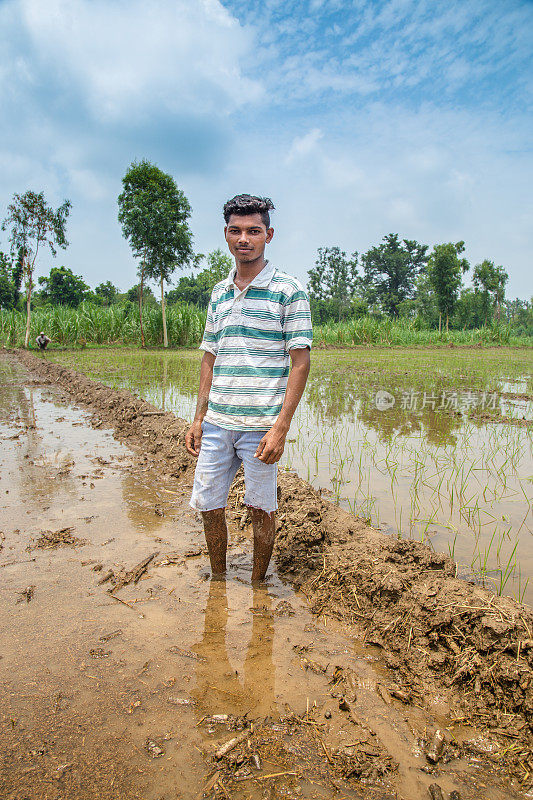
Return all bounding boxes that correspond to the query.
[139,254,146,349]
[160,274,168,348]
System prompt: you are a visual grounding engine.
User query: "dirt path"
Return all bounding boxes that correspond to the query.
[1,349,531,799]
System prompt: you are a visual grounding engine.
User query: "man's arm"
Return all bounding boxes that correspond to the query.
[254,347,310,465]
[185,351,216,456]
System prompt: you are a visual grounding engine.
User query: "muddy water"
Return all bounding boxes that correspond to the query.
[46,348,533,607]
[0,355,524,799]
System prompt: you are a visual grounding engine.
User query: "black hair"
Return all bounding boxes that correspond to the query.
[223,194,275,228]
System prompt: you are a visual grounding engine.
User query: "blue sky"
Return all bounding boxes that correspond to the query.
[0,0,532,298]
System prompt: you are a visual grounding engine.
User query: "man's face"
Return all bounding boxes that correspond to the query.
[224,213,274,263]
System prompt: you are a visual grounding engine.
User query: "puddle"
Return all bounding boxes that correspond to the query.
[0,354,525,799]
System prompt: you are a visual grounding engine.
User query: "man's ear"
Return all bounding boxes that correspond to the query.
[266,227,274,244]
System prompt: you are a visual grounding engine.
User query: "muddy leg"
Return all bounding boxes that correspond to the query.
[250,508,276,583]
[201,508,227,576]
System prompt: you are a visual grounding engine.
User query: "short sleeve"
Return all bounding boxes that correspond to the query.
[199,296,218,356]
[282,284,313,351]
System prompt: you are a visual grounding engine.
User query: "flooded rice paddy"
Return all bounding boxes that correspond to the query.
[47,347,533,607]
[6,353,522,800]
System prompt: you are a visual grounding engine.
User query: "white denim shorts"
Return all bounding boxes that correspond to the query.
[190,421,278,514]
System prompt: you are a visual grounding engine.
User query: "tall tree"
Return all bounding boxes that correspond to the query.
[472,260,509,323]
[505,297,533,335]
[361,234,428,317]
[2,191,71,347]
[38,266,90,307]
[454,287,485,329]
[307,246,359,321]
[427,241,469,331]
[411,271,439,328]
[205,248,232,286]
[118,160,193,348]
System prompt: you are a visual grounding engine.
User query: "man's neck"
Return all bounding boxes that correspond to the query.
[233,255,267,290]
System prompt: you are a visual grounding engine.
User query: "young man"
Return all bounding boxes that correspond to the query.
[185,194,312,582]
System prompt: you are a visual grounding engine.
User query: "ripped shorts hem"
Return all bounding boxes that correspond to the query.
[243,496,278,514]
[189,499,227,513]
[189,499,278,514]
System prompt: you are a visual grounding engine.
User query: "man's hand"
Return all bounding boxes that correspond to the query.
[254,425,288,464]
[186,352,215,457]
[253,348,310,464]
[185,420,203,457]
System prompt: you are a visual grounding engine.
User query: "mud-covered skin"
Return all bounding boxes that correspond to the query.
[249,507,276,582]
[200,505,276,581]
[13,348,533,789]
[202,508,228,575]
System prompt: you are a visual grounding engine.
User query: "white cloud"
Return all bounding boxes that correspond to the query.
[249,101,532,297]
[0,0,531,300]
[255,0,533,104]
[285,128,323,163]
[0,0,263,287]
[1,0,262,122]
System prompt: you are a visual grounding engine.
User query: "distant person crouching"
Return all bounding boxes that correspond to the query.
[36,332,51,351]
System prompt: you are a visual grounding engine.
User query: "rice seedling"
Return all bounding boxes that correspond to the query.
[498,539,520,595]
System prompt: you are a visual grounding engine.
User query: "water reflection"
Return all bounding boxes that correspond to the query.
[192,580,275,718]
[0,363,77,503]
[120,471,174,534]
[0,361,36,427]
[305,365,531,440]
[354,390,463,448]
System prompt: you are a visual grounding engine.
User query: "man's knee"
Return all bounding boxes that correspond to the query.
[249,507,276,535]
[247,505,275,520]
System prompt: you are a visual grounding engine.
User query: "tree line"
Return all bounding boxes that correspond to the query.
[308,236,531,333]
[1,160,532,348]
[0,160,233,348]
[0,251,231,311]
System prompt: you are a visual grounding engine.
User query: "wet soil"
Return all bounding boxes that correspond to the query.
[1,348,532,799]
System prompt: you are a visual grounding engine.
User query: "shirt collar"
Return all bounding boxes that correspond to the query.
[224,260,275,290]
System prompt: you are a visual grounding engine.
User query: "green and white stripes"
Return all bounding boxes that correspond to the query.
[201,262,312,430]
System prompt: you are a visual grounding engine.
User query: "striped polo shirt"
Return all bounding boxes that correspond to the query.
[200,261,313,430]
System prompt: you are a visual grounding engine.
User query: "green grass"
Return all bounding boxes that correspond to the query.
[0,302,207,348]
[2,303,531,349]
[313,317,533,347]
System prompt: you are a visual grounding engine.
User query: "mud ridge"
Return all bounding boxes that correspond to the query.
[15,349,533,776]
